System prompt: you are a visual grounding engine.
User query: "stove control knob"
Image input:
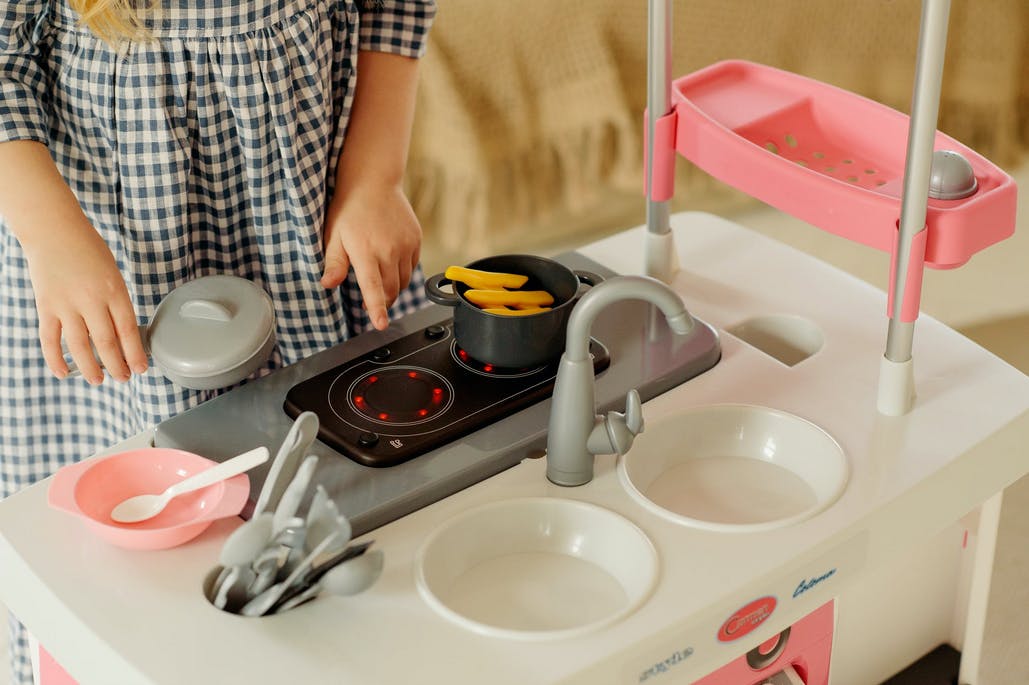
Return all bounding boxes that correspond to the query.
[371,347,391,362]
[424,324,446,340]
[357,432,379,447]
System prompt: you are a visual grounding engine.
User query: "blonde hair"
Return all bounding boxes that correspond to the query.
[69,0,151,44]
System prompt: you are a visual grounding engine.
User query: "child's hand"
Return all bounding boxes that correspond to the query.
[320,181,422,331]
[23,226,148,384]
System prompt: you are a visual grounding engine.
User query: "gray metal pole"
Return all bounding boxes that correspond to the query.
[885,0,951,363]
[645,0,672,239]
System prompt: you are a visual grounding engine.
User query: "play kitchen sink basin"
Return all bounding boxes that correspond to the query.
[415,497,658,640]
[618,404,848,532]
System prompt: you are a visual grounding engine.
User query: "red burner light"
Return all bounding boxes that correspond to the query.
[347,366,452,425]
[451,340,545,378]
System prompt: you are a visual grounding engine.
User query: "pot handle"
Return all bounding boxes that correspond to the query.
[574,270,604,289]
[424,274,461,307]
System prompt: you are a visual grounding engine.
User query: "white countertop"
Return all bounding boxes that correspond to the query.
[1,212,1026,684]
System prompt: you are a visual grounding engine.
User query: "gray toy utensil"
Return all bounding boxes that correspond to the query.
[217,412,318,568]
[218,512,273,568]
[272,455,319,535]
[253,411,319,517]
[239,526,350,617]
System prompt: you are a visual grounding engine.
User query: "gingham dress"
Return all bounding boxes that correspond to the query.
[0,1,435,681]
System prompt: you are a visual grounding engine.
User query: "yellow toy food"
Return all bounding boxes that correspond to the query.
[444,266,529,290]
[463,289,555,308]
[481,306,552,316]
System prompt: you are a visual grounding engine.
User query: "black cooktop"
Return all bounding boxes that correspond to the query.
[156,250,722,538]
[283,321,610,467]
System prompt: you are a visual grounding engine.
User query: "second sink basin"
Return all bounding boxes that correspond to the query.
[415,497,658,640]
[618,404,848,533]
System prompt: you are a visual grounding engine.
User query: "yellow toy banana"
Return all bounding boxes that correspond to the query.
[464,289,555,308]
[481,306,553,316]
[445,266,529,290]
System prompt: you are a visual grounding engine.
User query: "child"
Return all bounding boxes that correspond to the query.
[0,0,437,682]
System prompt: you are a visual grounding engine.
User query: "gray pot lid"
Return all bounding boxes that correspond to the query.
[147,275,275,379]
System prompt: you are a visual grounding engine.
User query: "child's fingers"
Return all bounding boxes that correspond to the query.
[62,316,103,385]
[84,308,130,382]
[398,257,413,295]
[38,314,69,379]
[320,237,351,289]
[351,258,389,331]
[381,263,400,310]
[111,300,148,375]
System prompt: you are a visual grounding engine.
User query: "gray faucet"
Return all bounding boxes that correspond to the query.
[545,275,696,486]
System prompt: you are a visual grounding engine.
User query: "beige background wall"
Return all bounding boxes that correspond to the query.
[412,0,1029,273]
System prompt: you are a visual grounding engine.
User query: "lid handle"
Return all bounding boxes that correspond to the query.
[179,298,233,322]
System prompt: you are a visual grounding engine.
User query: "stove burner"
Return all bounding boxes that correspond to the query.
[283,320,611,467]
[450,342,545,378]
[343,366,453,426]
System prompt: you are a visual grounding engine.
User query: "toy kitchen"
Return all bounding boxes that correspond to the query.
[1,1,1026,684]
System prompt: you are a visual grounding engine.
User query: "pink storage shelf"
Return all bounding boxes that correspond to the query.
[671,60,1017,269]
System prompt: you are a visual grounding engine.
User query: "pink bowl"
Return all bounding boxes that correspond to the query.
[47,448,251,550]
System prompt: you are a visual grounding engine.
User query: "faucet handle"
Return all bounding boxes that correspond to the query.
[624,389,643,434]
[586,389,645,456]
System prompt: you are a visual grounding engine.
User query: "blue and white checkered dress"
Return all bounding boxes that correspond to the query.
[0,1,435,681]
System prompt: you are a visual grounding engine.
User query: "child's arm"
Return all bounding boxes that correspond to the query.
[0,141,149,384]
[321,50,422,331]
[320,0,437,331]
[0,3,147,383]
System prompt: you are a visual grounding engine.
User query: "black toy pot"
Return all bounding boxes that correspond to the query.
[424,254,602,368]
